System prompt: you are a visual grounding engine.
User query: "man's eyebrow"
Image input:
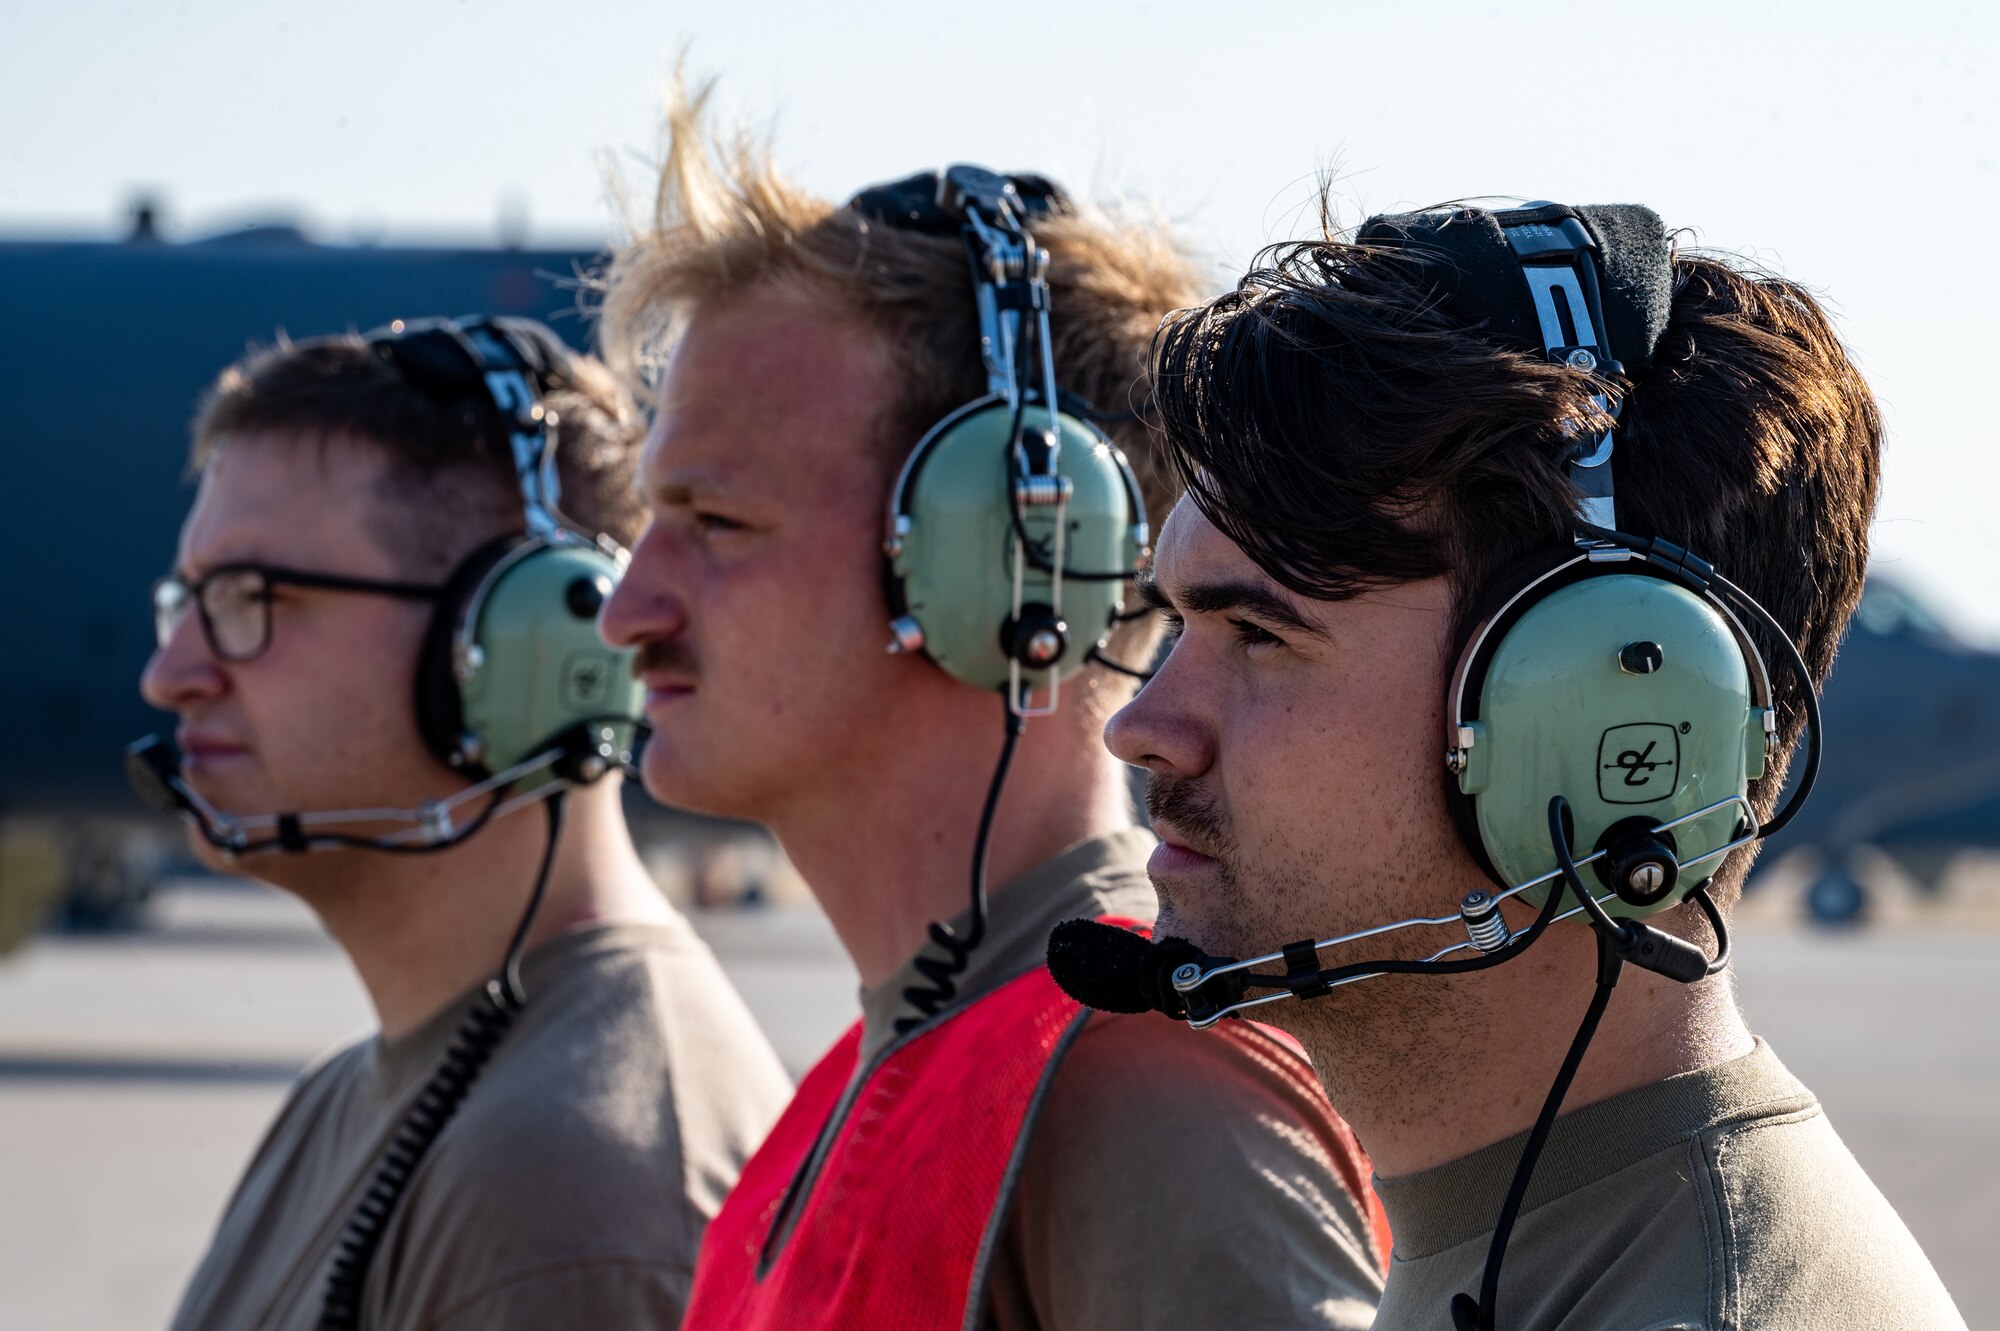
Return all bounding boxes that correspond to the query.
[645,473,716,507]
[1167,576,1330,641]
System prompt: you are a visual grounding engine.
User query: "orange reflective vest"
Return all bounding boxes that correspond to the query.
[684,919,1386,1330]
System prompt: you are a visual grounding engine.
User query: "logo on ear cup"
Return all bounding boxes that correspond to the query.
[562,651,619,708]
[1597,723,1681,804]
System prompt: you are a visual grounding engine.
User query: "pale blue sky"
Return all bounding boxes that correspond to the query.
[7,0,1996,639]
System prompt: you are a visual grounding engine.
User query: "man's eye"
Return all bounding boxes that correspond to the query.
[1229,618,1283,650]
[1158,614,1186,646]
[693,512,746,535]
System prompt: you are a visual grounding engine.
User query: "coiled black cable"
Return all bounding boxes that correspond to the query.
[1450,797,1729,1331]
[895,697,1027,1035]
[315,792,565,1330]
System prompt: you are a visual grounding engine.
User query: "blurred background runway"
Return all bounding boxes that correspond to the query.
[0,871,1992,1330]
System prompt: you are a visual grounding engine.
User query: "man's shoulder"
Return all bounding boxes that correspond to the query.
[486,921,789,1122]
[411,924,791,1229]
[1030,1009,1382,1251]
[1047,1009,1345,1141]
[989,1008,1386,1329]
[370,927,792,1323]
[1698,1098,1965,1328]
[244,1031,377,1164]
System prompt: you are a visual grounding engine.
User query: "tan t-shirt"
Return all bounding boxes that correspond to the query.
[1371,1039,1966,1329]
[852,828,1387,1330]
[170,918,792,1331]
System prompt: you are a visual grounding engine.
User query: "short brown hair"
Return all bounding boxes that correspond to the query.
[596,78,1209,682]
[1152,209,1881,858]
[193,331,645,576]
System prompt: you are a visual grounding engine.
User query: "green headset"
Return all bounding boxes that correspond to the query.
[1049,200,1828,1331]
[1052,203,1827,1331]
[126,316,645,856]
[1391,201,1827,1331]
[124,317,654,1328]
[846,166,1151,1031]
[854,165,1148,716]
[369,316,646,792]
[1353,203,1815,924]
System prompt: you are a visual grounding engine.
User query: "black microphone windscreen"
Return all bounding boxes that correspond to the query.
[1047,917,1168,1015]
[125,735,188,815]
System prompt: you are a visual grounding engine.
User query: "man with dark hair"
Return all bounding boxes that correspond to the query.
[142,324,789,1331]
[1096,201,1966,1327]
[594,84,1388,1330]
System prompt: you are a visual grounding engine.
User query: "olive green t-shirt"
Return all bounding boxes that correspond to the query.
[169,918,792,1331]
[855,828,1387,1330]
[1372,1039,1966,1329]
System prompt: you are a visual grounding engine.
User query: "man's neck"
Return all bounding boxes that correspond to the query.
[1294,914,1754,1179]
[266,782,672,1040]
[770,708,1138,990]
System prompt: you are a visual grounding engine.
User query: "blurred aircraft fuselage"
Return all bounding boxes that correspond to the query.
[0,225,603,817]
[0,226,1993,931]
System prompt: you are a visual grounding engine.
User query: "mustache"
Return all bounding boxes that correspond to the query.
[1145,772,1231,858]
[632,638,698,680]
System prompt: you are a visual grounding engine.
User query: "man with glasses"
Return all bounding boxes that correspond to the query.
[153,564,445,666]
[142,323,791,1331]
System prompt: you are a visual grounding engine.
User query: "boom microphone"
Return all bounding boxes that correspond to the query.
[1046,918,1208,1020]
[124,728,631,857]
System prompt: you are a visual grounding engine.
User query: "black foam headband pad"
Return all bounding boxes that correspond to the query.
[366,316,570,404]
[848,167,1071,235]
[1355,203,1672,371]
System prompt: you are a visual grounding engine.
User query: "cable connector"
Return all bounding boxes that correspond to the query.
[1609,922,1711,984]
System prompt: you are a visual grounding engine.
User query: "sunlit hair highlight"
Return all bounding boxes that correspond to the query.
[597,72,1211,705]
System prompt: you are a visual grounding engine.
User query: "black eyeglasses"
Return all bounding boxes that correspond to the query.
[153,563,446,664]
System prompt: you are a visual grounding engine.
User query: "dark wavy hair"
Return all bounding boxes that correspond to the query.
[1149,208,1881,819]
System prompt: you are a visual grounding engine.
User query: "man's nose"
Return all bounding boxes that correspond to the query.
[1102,648,1215,779]
[600,522,689,651]
[140,610,226,712]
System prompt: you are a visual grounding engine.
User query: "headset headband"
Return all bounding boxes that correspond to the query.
[365,315,575,540]
[1356,202,1672,531]
[860,165,1087,716]
[849,167,1069,236]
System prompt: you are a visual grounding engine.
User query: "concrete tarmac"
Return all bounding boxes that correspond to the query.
[0,880,1989,1328]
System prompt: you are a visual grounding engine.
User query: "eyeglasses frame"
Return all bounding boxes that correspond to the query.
[153,562,447,664]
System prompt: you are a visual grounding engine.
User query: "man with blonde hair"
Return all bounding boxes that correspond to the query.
[597,87,1388,1330]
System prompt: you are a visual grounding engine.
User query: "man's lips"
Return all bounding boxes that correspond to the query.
[176,730,250,760]
[639,676,696,711]
[1149,823,1220,877]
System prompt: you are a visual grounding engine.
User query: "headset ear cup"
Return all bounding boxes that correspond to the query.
[886,400,1139,692]
[1442,549,1580,886]
[1449,558,1761,919]
[415,536,520,775]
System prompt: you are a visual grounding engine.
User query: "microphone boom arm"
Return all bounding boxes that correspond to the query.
[1170,794,1758,1028]
[127,720,645,858]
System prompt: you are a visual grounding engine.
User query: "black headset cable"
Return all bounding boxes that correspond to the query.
[896,694,1027,1034]
[1451,924,1624,1331]
[1708,569,1822,838]
[1450,797,1729,1331]
[1003,311,1145,584]
[1689,882,1731,978]
[316,792,566,1330]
